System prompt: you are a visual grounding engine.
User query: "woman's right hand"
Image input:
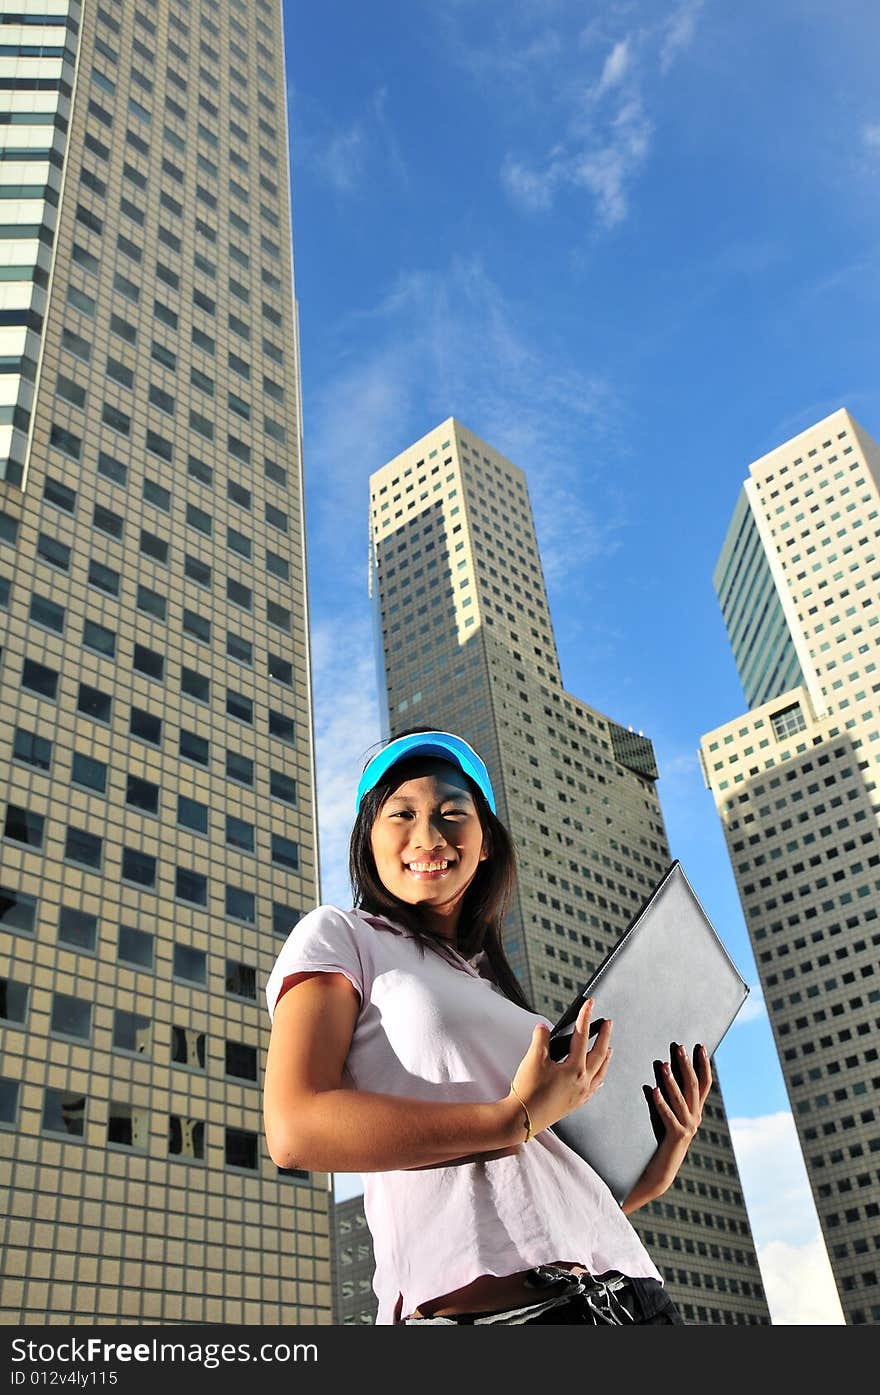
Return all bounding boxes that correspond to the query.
[509,999,613,1137]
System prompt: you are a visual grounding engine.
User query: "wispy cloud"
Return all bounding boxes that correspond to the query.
[863,122,880,152]
[489,1,704,227]
[659,0,705,75]
[290,85,409,197]
[305,257,625,585]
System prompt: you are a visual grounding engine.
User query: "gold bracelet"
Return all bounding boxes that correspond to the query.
[510,1082,534,1142]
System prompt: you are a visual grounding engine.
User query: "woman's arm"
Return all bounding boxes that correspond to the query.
[621,1043,713,1215]
[263,974,613,1174]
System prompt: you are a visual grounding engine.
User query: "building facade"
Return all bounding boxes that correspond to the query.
[368,418,770,1325]
[0,1,330,1323]
[331,1193,378,1326]
[700,408,880,1326]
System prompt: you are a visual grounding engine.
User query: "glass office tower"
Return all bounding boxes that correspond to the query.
[0,1,329,1323]
[368,417,770,1325]
[700,407,880,1325]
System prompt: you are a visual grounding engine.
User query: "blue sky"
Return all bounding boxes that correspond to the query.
[282,0,879,1322]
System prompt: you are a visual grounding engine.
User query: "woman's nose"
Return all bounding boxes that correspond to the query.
[410,815,445,850]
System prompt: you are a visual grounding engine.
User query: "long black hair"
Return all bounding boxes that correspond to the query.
[348,727,532,1010]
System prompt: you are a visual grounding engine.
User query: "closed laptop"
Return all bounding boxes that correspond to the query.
[548,860,750,1204]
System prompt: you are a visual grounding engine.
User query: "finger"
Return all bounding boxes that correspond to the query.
[590,1045,613,1090]
[658,1059,689,1118]
[674,1043,700,1111]
[530,1022,551,1061]
[696,1043,713,1100]
[568,998,594,1065]
[587,1014,613,1064]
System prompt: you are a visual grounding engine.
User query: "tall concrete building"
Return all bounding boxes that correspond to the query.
[0,1,330,1323]
[331,1194,378,1326]
[699,408,880,1326]
[368,418,770,1325]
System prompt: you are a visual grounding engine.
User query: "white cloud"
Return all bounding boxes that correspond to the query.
[311,615,383,906]
[660,0,705,75]
[728,1112,845,1323]
[731,985,767,1026]
[757,1239,845,1325]
[863,122,880,152]
[596,38,632,96]
[728,1112,823,1249]
[306,257,624,589]
[487,4,705,229]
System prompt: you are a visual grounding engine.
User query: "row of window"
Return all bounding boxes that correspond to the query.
[32,459,292,579]
[0,1082,301,1175]
[3,806,299,900]
[15,657,297,754]
[0,889,298,958]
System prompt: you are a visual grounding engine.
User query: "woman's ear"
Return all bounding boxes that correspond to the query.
[479,837,490,862]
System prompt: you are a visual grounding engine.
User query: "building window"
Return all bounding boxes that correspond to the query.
[0,979,29,1025]
[107,1102,148,1148]
[173,944,206,985]
[270,772,297,805]
[168,1115,204,1160]
[83,619,116,657]
[65,827,103,870]
[22,660,58,700]
[226,750,254,786]
[180,730,209,765]
[30,595,65,634]
[58,906,98,952]
[225,1042,257,1081]
[121,848,156,887]
[125,775,159,815]
[226,689,252,724]
[268,711,295,745]
[271,834,299,870]
[4,805,44,849]
[13,728,52,771]
[171,1026,206,1070]
[225,1127,258,1171]
[42,1089,86,1138]
[112,1011,151,1056]
[225,885,255,923]
[71,753,107,793]
[50,992,92,1041]
[0,888,37,936]
[225,816,254,852]
[226,961,256,1000]
[771,703,807,741]
[118,924,153,970]
[130,706,162,745]
[176,868,207,906]
[77,684,112,724]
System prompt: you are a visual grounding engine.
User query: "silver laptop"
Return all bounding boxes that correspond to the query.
[548,860,750,1204]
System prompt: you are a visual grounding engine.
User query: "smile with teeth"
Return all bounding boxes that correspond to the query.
[406,860,451,872]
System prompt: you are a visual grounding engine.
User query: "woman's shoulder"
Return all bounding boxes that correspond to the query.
[292,903,403,934]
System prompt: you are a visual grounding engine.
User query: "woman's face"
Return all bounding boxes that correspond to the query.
[369,760,489,937]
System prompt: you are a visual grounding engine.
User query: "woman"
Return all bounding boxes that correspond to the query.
[263,728,712,1325]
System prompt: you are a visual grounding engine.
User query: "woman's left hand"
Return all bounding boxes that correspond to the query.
[621,1043,712,1215]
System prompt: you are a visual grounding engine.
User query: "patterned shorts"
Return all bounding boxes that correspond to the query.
[404,1265,684,1326]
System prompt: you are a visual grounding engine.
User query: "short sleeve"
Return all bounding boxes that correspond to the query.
[264,904,367,1020]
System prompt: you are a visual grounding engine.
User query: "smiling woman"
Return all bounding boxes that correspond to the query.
[263,727,712,1326]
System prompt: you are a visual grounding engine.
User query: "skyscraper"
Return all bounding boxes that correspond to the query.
[699,407,880,1326]
[0,1,329,1323]
[368,417,770,1325]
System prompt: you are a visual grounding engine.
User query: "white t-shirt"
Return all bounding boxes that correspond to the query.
[265,904,663,1324]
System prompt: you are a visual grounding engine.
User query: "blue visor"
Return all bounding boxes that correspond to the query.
[355,731,496,814]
